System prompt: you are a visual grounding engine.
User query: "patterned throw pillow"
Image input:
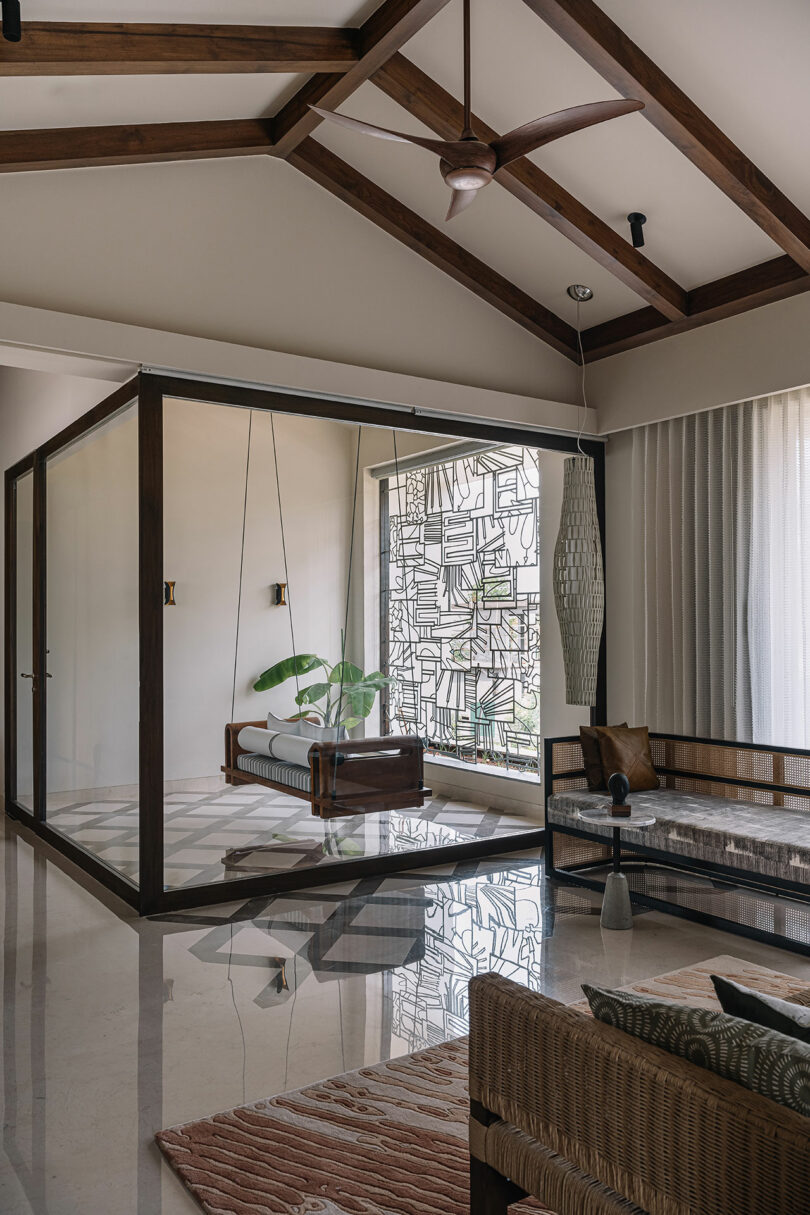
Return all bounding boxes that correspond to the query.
[711,975,810,1044]
[582,984,810,1118]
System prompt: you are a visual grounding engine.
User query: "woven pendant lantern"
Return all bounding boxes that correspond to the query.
[553,285,603,706]
[553,455,604,705]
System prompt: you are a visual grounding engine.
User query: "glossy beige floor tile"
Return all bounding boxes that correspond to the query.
[2,817,809,1215]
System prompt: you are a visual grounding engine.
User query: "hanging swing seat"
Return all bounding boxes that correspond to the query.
[223,721,431,818]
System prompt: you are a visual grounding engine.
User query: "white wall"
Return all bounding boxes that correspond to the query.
[163,400,357,782]
[0,157,579,405]
[592,291,810,434]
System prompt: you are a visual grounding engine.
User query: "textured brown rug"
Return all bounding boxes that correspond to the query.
[157,955,809,1214]
[158,1037,546,1215]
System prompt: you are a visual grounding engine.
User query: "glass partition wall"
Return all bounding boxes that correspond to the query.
[4,373,605,914]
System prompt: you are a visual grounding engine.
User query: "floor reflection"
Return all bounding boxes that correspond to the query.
[3,817,810,1215]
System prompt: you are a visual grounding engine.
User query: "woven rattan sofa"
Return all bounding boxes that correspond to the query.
[468,972,810,1215]
[544,732,810,953]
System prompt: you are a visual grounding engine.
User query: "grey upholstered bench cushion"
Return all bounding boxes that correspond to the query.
[547,788,810,886]
[237,752,312,794]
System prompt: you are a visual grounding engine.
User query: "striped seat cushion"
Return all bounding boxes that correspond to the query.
[237,753,312,794]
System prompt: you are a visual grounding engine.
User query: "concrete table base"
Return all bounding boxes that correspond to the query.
[577,807,657,933]
[600,871,634,931]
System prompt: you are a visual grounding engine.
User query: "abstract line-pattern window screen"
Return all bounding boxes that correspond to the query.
[384,445,541,775]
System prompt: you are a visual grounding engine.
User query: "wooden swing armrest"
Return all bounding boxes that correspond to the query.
[309,735,428,815]
[224,720,266,772]
[312,735,425,759]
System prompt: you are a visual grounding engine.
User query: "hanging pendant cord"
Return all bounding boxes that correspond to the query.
[231,411,254,724]
[576,298,589,456]
[270,414,301,707]
[462,0,472,134]
[335,430,361,719]
[335,425,361,787]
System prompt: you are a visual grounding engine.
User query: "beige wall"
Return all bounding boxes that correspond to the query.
[163,400,357,783]
[592,291,810,434]
[0,156,580,406]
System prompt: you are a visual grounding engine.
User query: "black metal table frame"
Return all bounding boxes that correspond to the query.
[546,819,810,957]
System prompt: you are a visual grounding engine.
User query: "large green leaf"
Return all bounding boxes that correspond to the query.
[294,682,330,707]
[357,671,395,690]
[329,660,364,685]
[340,687,374,719]
[253,653,326,693]
[338,716,362,730]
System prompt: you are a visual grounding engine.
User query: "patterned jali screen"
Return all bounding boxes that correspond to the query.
[383,445,541,774]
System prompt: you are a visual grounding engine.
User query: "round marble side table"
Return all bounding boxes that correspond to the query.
[577,808,656,931]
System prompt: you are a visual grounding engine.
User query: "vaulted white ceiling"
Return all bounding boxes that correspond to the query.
[0,0,807,343]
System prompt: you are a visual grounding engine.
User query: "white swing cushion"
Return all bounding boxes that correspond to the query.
[238,726,314,769]
[266,710,345,744]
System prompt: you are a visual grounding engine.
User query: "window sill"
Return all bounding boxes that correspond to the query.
[424,752,541,786]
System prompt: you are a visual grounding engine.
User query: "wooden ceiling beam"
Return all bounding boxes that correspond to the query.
[583,254,810,360]
[521,0,810,273]
[289,137,579,358]
[271,0,452,159]
[0,23,361,75]
[374,54,687,320]
[0,120,274,171]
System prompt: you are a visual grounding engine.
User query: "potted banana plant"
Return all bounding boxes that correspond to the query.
[253,649,393,730]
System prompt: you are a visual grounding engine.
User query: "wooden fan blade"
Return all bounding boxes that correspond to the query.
[491,99,644,169]
[309,106,454,158]
[445,187,479,221]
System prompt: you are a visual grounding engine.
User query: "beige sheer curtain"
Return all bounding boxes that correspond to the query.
[632,387,810,746]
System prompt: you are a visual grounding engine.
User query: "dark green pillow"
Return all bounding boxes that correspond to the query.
[711,975,810,1044]
[582,983,810,1118]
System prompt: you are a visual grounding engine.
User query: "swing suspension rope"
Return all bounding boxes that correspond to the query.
[230,413,365,799]
[230,411,254,725]
[337,428,363,741]
[270,414,301,708]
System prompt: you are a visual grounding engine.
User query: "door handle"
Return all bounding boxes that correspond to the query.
[20,672,52,690]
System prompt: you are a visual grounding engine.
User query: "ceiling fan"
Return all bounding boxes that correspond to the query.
[310,0,644,221]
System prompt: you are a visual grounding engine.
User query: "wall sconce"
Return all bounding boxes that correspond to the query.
[274,582,287,606]
[164,581,177,606]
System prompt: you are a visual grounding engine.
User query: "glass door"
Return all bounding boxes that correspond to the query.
[7,465,36,814]
[43,401,140,883]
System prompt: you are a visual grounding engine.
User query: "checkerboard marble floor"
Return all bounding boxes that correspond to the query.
[44,779,541,889]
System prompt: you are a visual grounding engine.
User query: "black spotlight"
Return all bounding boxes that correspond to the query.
[627,212,647,248]
[2,0,22,43]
